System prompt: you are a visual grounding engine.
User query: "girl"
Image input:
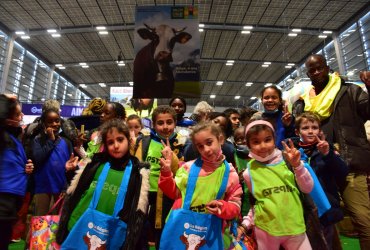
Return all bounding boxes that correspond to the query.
[0,94,33,249]
[260,85,295,149]
[127,114,143,139]
[56,119,150,250]
[158,122,242,249]
[169,97,195,138]
[32,105,73,216]
[77,102,126,168]
[238,120,314,250]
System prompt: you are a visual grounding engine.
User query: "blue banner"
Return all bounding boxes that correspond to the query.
[22,103,85,117]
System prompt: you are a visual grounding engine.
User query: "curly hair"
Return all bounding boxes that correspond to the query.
[82,98,107,116]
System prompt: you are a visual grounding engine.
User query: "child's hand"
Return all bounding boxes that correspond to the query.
[281,104,293,127]
[282,139,301,169]
[160,138,173,172]
[129,130,137,146]
[45,127,56,141]
[206,200,223,215]
[25,159,34,174]
[316,133,329,156]
[65,153,78,171]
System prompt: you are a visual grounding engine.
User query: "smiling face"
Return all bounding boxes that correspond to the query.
[247,129,275,158]
[262,87,281,112]
[193,128,223,162]
[296,119,320,144]
[105,127,129,159]
[44,111,61,133]
[153,113,175,138]
[305,55,330,87]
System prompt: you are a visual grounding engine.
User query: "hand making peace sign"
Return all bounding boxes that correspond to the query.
[316,132,329,156]
[282,139,301,169]
[160,138,173,172]
[281,103,293,127]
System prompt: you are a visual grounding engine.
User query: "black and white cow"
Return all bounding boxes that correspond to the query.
[133,24,192,98]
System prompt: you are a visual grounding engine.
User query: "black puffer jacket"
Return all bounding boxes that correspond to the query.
[293,80,370,173]
[56,154,150,250]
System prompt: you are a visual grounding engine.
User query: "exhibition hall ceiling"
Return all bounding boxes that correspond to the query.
[0,0,368,106]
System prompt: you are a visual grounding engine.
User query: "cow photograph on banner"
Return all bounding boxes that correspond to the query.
[134,6,200,98]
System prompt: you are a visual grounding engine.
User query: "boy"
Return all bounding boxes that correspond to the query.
[294,112,348,249]
[132,105,185,249]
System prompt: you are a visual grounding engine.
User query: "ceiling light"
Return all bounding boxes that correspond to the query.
[21,35,30,39]
[12,58,20,62]
[199,29,204,32]
[235,96,240,99]
[129,81,134,86]
[323,30,332,34]
[67,93,72,97]
[225,63,234,66]
[285,65,293,68]
[58,66,66,69]
[118,62,125,66]
[15,31,25,35]
[347,71,354,76]
[99,83,106,87]
[357,54,363,57]
[287,78,294,82]
[23,84,29,87]
[210,94,216,98]
[55,64,63,67]
[99,31,109,35]
[227,60,235,63]
[79,62,87,65]
[96,26,106,30]
[51,33,61,38]
[80,84,87,88]
[264,62,271,65]
[292,29,301,32]
[81,65,89,68]
[243,26,253,30]
[216,81,223,86]
[250,96,257,100]
[288,33,298,37]
[245,82,253,86]
[199,24,205,28]
[262,64,269,67]
[241,30,250,34]
[318,35,327,39]
[287,63,295,66]
[47,29,57,33]
[265,83,273,87]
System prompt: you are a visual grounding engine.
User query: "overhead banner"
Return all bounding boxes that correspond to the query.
[110,86,157,118]
[134,6,200,98]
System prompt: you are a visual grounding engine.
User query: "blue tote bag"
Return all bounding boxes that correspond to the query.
[160,158,230,250]
[61,161,132,250]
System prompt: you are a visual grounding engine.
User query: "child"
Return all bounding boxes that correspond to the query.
[158,122,242,249]
[238,120,314,250]
[127,114,143,150]
[169,97,195,137]
[294,112,348,249]
[0,94,34,249]
[56,119,150,249]
[260,85,295,149]
[32,105,74,216]
[132,105,185,249]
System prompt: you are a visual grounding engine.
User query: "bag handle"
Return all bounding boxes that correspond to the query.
[183,158,230,210]
[47,194,65,215]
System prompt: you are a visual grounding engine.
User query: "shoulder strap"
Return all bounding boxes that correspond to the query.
[140,135,151,161]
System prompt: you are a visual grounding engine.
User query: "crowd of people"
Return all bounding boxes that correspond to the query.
[0,54,370,250]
